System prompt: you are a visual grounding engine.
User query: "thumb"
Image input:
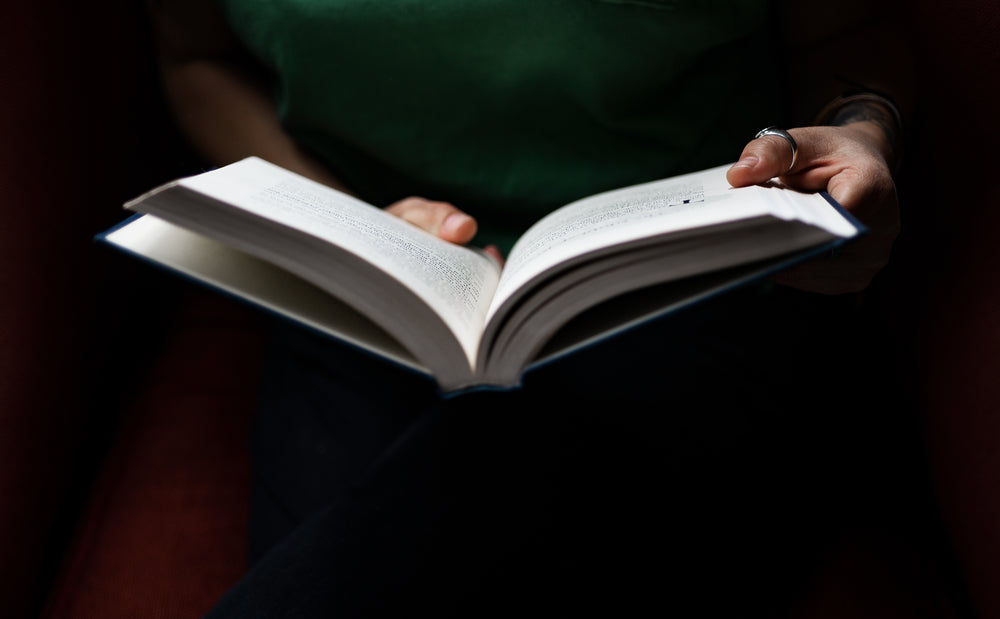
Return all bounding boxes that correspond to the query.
[726,128,799,187]
[385,197,478,245]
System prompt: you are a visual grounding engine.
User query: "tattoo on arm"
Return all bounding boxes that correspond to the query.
[830,100,899,149]
[816,93,905,171]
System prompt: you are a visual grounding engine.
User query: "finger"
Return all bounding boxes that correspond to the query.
[385,197,478,245]
[726,129,802,188]
[483,244,505,266]
[824,162,897,218]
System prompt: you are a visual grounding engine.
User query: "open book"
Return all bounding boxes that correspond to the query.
[100,157,862,393]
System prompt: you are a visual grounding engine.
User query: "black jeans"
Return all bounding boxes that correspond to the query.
[207,284,875,617]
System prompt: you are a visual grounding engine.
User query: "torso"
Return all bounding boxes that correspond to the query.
[220,0,777,250]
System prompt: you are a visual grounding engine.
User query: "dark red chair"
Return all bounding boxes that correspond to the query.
[2,4,260,618]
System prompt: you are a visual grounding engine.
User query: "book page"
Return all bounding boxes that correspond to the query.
[488,165,770,322]
[176,158,501,363]
[104,214,427,375]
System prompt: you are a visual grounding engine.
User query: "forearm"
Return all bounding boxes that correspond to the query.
[815,94,904,173]
[147,0,347,189]
[161,58,350,191]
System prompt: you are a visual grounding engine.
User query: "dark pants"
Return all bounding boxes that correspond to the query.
[207,283,883,617]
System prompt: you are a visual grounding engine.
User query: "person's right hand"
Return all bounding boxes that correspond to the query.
[726,124,900,295]
[385,197,503,262]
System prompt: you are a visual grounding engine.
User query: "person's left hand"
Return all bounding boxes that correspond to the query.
[384,196,504,263]
[726,124,900,295]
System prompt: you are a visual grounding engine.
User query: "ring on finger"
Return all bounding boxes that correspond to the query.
[754,126,798,173]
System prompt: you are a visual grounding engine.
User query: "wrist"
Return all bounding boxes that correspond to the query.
[814,92,904,174]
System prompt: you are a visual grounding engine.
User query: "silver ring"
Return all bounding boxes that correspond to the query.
[755,126,797,172]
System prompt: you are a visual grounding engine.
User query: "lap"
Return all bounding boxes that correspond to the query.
[228,283,867,616]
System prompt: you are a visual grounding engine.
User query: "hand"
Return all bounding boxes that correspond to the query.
[385,196,504,262]
[726,124,900,295]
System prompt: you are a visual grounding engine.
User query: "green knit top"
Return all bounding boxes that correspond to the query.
[219,0,778,252]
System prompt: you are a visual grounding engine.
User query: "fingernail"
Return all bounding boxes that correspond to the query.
[730,155,759,170]
[442,213,474,237]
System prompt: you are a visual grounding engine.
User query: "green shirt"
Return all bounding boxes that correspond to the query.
[220,0,778,252]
